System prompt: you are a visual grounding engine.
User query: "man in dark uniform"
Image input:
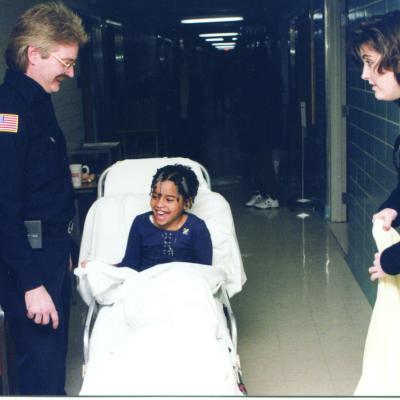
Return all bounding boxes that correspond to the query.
[0,2,87,395]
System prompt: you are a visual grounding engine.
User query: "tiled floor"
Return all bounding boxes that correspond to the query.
[225,185,372,396]
[65,182,372,396]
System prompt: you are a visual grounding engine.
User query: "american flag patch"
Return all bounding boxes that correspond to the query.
[0,114,19,133]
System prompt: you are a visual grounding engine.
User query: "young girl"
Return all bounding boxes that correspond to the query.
[351,11,400,280]
[114,163,213,271]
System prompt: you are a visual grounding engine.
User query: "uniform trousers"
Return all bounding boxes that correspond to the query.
[1,235,71,395]
[242,145,279,199]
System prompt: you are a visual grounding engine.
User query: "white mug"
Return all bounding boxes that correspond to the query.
[70,164,90,188]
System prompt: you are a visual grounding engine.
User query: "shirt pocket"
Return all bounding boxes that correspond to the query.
[48,134,70,184]
[29,134,60,186]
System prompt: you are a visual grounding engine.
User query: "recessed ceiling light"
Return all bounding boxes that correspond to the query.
[199,32,239,37]
[214,46,235,50]
[181,17,243,24]
[212,42,236,46]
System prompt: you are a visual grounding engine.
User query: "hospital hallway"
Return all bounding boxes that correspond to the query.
[65,178,372,396]
[0,0,397,396]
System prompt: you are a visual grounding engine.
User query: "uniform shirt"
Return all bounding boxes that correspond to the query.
[0,69,75,292]
[118,211,213,271]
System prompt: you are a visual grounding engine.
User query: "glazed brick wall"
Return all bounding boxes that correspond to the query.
[347,0,400,303]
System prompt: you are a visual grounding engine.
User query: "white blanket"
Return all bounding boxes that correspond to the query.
[355,219,400,395]
[75,261,240,395]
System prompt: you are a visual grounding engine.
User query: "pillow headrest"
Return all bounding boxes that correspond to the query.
[104,157,210,196]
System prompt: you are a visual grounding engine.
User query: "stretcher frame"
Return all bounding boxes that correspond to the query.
[80,157,246,394]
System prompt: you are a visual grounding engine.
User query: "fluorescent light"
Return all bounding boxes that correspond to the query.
[212,42,235,46]
[232,37,237,41]
[213,45,236,49]
[205,38,223,42]
[199,32,238,37]
[181,17,243,24]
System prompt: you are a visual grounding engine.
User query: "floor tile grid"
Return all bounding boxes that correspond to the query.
[232,205,371,396]
[268,216,336,395]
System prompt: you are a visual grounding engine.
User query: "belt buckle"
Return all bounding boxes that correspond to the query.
[67,221,74,235]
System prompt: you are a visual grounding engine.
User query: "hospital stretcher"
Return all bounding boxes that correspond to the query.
[75,157,247,395]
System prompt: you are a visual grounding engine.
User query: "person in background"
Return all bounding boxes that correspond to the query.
[0,2,87,395]
[239,44,282,209]
[350,11,400,280]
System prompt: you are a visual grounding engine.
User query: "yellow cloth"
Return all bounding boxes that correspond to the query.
[355,219,400,395]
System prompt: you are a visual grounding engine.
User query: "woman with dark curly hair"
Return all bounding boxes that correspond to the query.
[350,11,400,280]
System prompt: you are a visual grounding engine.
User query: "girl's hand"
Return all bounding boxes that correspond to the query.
[372,208,398,231]
[369,252,388,281]
[81,260,89,268]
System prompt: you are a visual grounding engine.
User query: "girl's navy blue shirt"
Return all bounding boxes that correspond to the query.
[117,211,213,271]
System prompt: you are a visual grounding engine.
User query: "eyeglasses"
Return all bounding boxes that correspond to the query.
[49,51,76,71]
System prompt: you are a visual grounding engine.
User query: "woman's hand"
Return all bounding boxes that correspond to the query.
[372,208,398,231]
[81,260,89,268]
[369,252,388,281]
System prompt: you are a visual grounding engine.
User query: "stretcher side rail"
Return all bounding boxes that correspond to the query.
[0,304,10,395]
[215,285,246,394]
[82,299,98,378]
[97,166,111,198]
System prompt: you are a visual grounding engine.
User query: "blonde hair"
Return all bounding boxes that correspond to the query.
[5,1,88,72]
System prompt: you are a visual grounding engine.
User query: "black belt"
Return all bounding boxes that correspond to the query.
[42,221,73,236]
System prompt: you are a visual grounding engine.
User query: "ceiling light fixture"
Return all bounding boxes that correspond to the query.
[213,46,236,50]
[181,17,243,24]
[212,42,235,46]
[205,38,224,42]
[199,32,239,37]
[216,46,235,51]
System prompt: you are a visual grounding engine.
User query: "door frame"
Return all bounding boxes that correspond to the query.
[324,0,347,222]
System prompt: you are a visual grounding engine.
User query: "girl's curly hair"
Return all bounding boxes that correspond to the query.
[150,164,199,208]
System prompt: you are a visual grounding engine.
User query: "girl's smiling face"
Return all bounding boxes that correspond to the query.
[360,44,400,101]
[150,180,187,231]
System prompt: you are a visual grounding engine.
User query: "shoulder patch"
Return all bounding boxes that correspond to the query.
[0,114,19,133]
